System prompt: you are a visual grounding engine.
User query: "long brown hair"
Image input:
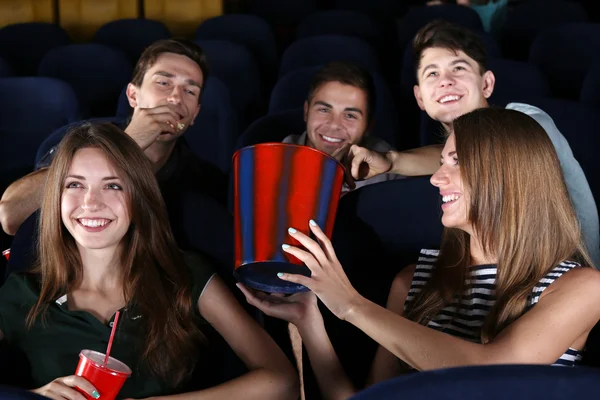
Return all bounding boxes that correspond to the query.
[27,122,203,386]
[406,108,592,342]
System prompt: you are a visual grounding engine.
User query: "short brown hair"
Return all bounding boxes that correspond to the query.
[412,20,488,82]
[307,61,376,124]
[131,38,210,101]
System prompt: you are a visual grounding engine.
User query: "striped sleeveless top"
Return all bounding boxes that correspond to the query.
[404,249,582,367]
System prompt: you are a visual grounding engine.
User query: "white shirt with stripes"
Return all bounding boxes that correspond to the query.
[404,249,582,367]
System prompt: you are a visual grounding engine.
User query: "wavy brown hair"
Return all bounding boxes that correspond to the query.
[405,108,592,342]
[27,122,203,386]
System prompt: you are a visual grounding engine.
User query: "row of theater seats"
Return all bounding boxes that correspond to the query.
[1,364,600,398]
[2,1,600,107]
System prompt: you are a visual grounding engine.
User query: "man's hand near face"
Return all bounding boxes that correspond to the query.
[125,103,186,150]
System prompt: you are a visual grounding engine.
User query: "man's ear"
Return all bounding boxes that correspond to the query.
[303,100,309,122]
[189,104,201,126]
[413,85,426,111]
[126,83,139,108]
[482,70,496,99]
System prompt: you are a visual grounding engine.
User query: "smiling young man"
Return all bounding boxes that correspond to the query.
[0,39,228,237]
[347,20,600,265]
[282,62,400,194]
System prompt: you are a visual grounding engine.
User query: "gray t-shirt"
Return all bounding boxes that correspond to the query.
[282,132,403,194]
[506,102,600,266]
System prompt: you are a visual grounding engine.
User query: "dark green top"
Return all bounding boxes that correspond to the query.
[0,251,216,399]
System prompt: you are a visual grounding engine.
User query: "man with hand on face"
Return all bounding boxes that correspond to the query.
[282,62,402,195]
[0,38,228,237]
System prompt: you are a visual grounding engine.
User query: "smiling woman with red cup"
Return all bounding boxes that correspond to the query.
[0,123,298,400]
[238,108,600,399]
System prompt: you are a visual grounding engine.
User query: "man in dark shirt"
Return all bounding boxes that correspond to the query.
[0,38,228,237]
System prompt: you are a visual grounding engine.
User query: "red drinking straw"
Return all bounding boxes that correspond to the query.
[104,310,120,365]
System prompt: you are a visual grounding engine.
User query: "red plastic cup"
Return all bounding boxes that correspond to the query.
[75,350,132,400]
[2,249,9,260]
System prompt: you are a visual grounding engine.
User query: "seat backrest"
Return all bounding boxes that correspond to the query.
[234,108,306,151]
[0,56,12,77]
[268,68,316,114]
[195,14,277,89]
[178,192,234,287]
[501,0,589,61]
[269,66,399,148]
[350,364,600,399]
[37,44,132,118]
[279,35,380,78]
[333,176,443,286]
[487,58,551,105]
[297,10,382,46]
[251,0,316,25]
[183,76,239,173]
[195,39,262,127]
[529,23,600,100]
[93,18,171,63]
[0,77,81,186]
[0,22,70,76]
[335,0,409,17]
[250,0,317,60]
[580,61,600,110]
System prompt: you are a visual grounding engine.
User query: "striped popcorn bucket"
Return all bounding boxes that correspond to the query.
[233,143,345,293]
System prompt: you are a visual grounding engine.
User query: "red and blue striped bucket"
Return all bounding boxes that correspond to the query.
[233,143,345,293]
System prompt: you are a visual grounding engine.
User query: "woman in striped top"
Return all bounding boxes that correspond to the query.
[238,108,600,400]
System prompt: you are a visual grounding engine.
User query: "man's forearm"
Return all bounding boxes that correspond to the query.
[0,169,47,235]
[388,144,442,176]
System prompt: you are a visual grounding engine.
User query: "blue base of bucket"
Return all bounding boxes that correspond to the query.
[234,261,311,294]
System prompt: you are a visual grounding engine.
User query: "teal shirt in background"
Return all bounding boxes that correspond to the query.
[470,0,508,37]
